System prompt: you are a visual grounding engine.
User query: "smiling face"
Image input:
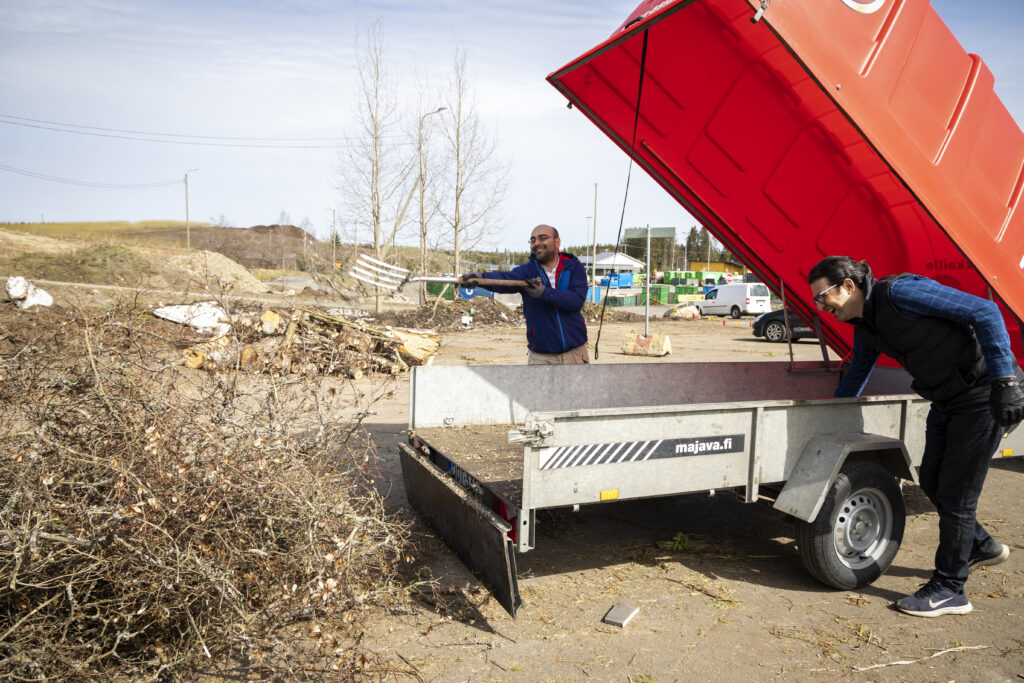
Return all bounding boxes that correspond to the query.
[529,225,560,268]
[811,276,864,322]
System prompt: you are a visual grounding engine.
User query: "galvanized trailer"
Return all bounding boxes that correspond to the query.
[401,0,1024,618]
[398,361,1023,616]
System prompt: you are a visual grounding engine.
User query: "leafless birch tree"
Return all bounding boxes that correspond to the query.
[438,48,509,274]
[338,22,417,312]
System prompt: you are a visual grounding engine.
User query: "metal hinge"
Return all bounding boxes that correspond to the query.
[508,420,554,446]
[751,0,771,23]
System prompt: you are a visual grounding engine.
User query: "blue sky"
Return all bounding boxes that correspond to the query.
[1,0,1021,251]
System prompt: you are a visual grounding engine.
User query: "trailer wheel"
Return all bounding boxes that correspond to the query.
[795,461,904,590]
[730,306,741,319]
[764,320,786,342]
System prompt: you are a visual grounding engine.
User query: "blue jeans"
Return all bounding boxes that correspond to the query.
[919,398,1002,592]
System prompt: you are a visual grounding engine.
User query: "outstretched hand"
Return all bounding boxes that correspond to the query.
[524,277,545,298]
[460,273,483,285]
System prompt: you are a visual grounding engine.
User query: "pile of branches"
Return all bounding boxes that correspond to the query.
[179,306,441,379]
[0,304,415,679]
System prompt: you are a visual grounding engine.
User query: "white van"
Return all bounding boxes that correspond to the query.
[697,282,772,318]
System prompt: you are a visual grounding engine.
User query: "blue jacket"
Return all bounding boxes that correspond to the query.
[481,252,588,354]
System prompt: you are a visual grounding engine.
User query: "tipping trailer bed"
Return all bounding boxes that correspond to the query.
[547,0,1024,362]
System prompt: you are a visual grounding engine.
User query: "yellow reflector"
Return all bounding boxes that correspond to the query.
[600,489,619,501]
[1002,449,1014,457]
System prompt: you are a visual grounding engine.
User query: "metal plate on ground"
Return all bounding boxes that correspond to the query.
[398,443,522,617]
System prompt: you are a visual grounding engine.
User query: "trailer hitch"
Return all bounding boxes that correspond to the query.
[508,420,554,446]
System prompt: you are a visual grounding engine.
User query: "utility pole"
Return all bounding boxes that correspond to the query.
[418,106,446,304]
[585,216,592,294]
[705,228,711,271]
[645,223,651,337]
[591,183,598,294]
[184,168,198,252]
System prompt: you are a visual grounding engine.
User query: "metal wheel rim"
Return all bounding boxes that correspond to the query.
[765,322,785,342]
[833,486,892,570]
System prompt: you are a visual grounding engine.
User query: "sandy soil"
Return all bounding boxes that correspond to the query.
[4,238,1021,680]
[355,320,1024,683]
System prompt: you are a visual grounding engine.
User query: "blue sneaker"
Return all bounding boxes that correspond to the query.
[895,580,972,617]
[968,543,1010,573]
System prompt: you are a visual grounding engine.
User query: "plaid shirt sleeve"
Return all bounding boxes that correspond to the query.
[889,275,1017,379]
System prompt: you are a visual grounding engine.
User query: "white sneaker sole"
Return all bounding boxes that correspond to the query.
[968,544,1010,573]
[897,602,974,618]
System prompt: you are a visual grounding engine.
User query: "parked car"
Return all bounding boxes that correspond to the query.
[753,308,817,343]
[695,282,771,318]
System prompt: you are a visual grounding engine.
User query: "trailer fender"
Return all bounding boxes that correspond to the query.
[774,434,916,523]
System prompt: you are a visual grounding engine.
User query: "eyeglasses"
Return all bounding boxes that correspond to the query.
[812,283,840,305]
[529,234,554,245]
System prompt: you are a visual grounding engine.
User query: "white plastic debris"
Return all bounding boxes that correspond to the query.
[5,276,54,309]
[153,301,231,336]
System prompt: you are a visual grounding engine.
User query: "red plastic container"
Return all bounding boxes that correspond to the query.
[548,0,1023,364]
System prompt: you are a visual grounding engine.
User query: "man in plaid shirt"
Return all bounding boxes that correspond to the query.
[809,255,1023,617]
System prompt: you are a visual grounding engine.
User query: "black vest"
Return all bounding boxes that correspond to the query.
[854,274,988,403]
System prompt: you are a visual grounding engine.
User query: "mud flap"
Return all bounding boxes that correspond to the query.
[398,443,522,617]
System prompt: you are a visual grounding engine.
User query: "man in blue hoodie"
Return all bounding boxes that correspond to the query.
[462,224,589,364]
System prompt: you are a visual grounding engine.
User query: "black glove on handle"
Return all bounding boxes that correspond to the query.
[460,272,483,285]
[990,377,1024,427]
[524,277,545,299]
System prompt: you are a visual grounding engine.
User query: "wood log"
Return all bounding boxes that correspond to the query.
[387,327,441,365]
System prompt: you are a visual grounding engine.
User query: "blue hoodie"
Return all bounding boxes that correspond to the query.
[480,252,588,354]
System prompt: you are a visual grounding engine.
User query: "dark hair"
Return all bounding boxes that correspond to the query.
[808,256,872,290]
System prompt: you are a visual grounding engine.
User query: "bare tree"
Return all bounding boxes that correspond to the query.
[337,22,417,312]
[437,48,509,275]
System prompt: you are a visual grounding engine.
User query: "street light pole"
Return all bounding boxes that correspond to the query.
[591,182,598,293]
[184,168,199,252]
[418,106,446,304]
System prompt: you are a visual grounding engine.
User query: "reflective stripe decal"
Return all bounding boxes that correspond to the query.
[539,434,745,469]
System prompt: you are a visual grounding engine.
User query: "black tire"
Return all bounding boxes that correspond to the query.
[795,461,905,590]
[764,320,787,342]
[730,306,741,319]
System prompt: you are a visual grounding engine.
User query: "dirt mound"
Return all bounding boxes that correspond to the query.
[163,250,270,295]
[248,223,317,241]
[0,228,79,258]
[374,297,524,331]
[2,244,151,286]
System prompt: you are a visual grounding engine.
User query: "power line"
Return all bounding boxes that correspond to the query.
[0,114,413,149]
[0,113,346,142]
[0,163,182,189]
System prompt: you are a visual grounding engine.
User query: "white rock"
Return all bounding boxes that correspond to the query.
[153,301,231,336]
[5,276,54,309]
[5,276,28,299]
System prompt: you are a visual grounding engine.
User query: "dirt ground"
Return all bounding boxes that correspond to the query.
[354,320,1024,683]
[3,246,1022,681]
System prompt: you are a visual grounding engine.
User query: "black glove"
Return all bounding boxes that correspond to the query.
[990,377,1024,427]
[460,273,483,285]
[524,277,545,299]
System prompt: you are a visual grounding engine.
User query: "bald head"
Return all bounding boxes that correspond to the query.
[529,224,561,269]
